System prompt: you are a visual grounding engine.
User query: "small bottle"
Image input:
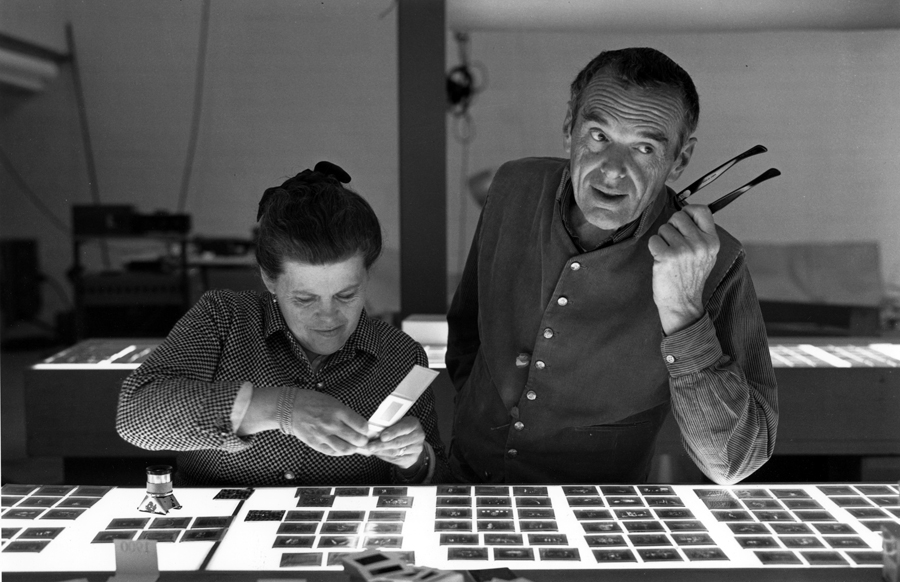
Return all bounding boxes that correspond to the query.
[137,465,182,515]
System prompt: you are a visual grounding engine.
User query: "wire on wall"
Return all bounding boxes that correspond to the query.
[0,144,70,235]
[176,0,212,214]
[66,23,109,268]
[447,32,487,274]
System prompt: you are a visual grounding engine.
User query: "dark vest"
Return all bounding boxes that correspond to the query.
[452,157,742,484]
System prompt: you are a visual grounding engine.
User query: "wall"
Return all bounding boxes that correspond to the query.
[0,0,401,323]
[446,29,900,306]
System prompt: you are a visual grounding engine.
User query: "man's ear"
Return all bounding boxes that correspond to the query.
[667,136,697,182]
[261,269,277,295]
[562,105,574,155]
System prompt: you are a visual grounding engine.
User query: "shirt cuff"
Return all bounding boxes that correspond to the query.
[660,314,723,377]
[230,381,254,433]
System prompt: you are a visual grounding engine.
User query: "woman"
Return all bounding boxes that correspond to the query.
[117,162,449,486]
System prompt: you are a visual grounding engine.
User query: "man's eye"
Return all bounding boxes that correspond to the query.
[337,293,358,302]
[589,129,607,142]
[637,145,655,155]
[294,298,315,306]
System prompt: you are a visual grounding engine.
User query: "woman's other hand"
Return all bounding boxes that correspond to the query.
[362,416,426,470]
[290,389,369,456]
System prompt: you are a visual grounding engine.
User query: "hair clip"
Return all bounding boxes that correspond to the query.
[313,161,351,184]
[257,161,352,221]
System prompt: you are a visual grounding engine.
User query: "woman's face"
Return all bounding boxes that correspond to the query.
[263,253,368,357]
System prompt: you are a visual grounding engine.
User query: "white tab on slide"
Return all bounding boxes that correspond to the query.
[367,365,439,439]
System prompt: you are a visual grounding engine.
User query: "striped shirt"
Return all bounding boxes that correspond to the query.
[117,290,450,486]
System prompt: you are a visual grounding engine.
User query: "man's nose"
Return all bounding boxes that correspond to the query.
[599,146,627,180]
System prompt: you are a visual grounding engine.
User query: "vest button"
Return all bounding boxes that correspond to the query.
[284,471,296,481]
[665,354,676,364]
[515,353,531,368]
[557,296,568,306]
[526,390,537,401]
[570,262,581,271]
[513,421,524,431]
[316,382,324,388]
[534,360,546,370]
[543,327,554,339]
[507,449,517,458]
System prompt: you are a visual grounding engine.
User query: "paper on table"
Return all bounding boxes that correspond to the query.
[107,539,158,582]
[367,365,439,439]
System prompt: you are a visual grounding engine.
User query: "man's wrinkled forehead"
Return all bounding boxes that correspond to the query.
[576,74,688,149]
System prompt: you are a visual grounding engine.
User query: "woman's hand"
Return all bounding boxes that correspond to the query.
[290,389,369,456]
[362,416,426,470]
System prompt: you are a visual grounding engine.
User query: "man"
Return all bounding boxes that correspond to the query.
[446,47,778,485]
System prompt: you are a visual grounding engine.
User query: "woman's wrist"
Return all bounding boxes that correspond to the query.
[395,443,433,483]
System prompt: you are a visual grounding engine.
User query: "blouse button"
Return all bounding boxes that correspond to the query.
[513,421,525,431]
[284,471,296,481]
[665,355,676,364]
[543,328,554,339]
[557,296,569,306]
[316,382,324,388]
[526,390,537,401]
[515,353,531,368]
[507,449,518,458]
[534,360,546,370]
[570,262,581,271]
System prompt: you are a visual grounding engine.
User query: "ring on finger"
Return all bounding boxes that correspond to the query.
[396,446,407,457]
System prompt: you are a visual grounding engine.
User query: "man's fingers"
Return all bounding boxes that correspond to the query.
[647,234,668,259]
[679,204,716,234]
[655,223,683,246]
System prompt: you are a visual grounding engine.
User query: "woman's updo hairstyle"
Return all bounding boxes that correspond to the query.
[255,161,383,281]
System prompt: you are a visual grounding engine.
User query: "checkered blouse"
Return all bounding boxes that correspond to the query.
[116,290,450,486]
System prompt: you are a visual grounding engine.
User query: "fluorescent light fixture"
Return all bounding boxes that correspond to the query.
[0,46,59,91]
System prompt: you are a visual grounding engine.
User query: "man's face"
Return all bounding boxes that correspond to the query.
[263,253,368,357]
[564,70,695,232]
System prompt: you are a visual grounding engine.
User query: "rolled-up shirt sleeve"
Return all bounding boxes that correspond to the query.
[661,252,778,485]
[116,293,255,453]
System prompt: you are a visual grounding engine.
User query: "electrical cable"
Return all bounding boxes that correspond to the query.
[176,0,212,213]
[453,114,476,272]
[378,0,398,19]
[0,144,70,234]
[447,32,488,273]
[41,272,74,310]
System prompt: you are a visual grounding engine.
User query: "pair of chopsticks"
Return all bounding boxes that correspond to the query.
[675,144,781,214]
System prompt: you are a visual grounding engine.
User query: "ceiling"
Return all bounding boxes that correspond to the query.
[447,0,900,32]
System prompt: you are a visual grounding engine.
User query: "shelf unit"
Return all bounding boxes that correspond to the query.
[71,233,191,339]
